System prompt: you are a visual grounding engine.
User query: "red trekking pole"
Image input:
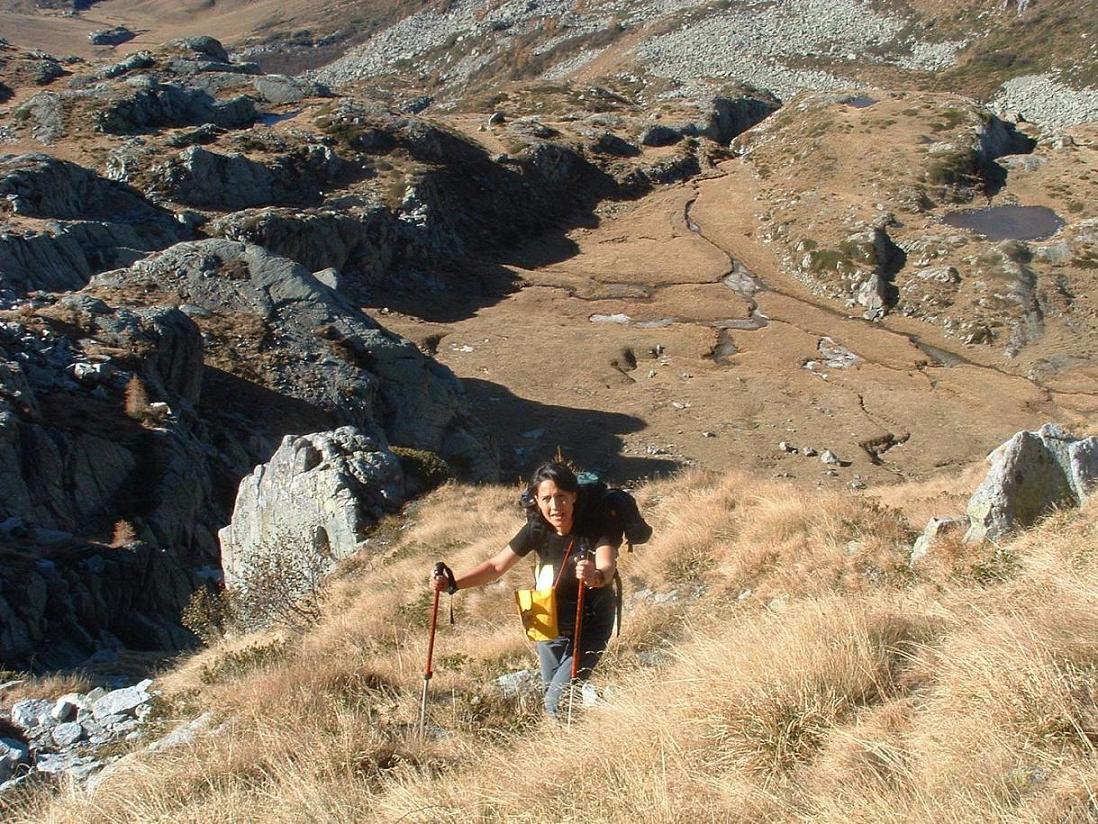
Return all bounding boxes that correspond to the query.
[571,559,587,681]
[419,561,455,737]
[567,549,590,724]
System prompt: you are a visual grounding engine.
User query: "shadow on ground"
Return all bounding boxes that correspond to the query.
[461,377,680,484]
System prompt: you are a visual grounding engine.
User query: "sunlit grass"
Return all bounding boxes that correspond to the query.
[9,477,1098,823]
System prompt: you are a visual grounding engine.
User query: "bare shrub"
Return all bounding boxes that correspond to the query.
[229,531,333,633]
[123,375,152,422]
[110,519,138,547]
[199,638,291,684]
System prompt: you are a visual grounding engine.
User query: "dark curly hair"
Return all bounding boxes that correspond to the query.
[528,461,579,495]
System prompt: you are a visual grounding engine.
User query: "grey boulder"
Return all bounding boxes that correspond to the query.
[89,27,136,47]
[11,698,53,731]
[910,516,967,564]
[220,426,403,589]
[965,423,1098,542]
[254,75,330,105]
[51,722,85,747]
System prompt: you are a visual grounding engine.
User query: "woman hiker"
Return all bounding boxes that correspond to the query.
[429,461,619,719]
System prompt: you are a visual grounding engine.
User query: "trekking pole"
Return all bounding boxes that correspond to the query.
[419,561,455,738]
[567,549,590,726]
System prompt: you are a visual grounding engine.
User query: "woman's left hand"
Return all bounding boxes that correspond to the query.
[575,558,602,588]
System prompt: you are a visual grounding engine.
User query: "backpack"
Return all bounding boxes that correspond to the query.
[576,476,652,551]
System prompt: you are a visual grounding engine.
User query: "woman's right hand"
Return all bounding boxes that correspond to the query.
[429,570,449,593]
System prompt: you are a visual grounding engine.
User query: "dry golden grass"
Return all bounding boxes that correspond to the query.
[10,474,1098,823]
[0,672,93,706]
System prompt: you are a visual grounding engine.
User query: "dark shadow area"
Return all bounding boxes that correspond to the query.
[881,233,907,309]
[460,377,681,485]
[199,367,336,511]
[361,226,589,323]
[983,160,1010,198]
[979,120,1037,198]
[500,223,591,269]
[360,260,523,323]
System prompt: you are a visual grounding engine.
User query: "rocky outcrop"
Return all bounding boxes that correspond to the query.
[0,679,196,794]
[0,154,189,302]
[965,423,1098,543]
[0,153,161,221]
[254,75,331,105]
[93,77,257,134]
[10,92,65,144]
[164,36,231,64]
[684,94,781,144]
[150,144,348,209]
[89,27,136,47]
[208,206,397,297]
[197,111,617,298]
[99,52,156,80]
[91,239,496,478]
[5,38,262,147]
[0,296,218,668]
[220,427,403,589]
[0,44,64,89]
[797,224,904,319]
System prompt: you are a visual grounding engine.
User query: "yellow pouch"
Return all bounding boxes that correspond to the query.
[515,587,558,642]
[515,538,575,643]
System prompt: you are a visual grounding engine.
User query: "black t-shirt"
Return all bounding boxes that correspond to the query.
[509,521,616,638]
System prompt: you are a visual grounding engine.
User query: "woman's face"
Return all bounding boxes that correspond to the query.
[535,479,577,535]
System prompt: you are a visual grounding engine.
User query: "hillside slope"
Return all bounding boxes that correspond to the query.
[5,468,1098,822]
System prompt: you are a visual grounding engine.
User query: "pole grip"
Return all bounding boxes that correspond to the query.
[435,561,458,594]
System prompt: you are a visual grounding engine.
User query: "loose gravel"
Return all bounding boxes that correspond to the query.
[307,0,1097,130]
[993,74,1098,130]
[634,0,936,101]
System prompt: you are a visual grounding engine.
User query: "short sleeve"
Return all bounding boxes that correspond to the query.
[509,521,536,556]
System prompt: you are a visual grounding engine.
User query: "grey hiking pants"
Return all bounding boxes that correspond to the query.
[536,626,612,718]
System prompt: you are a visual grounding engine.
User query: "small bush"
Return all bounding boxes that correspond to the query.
[182,586,238,645]
[110,519,137,547]
[391,446,453,493]
[199,639,292,684]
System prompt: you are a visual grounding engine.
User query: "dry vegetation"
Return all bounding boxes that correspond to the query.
[7,471,1098,822]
